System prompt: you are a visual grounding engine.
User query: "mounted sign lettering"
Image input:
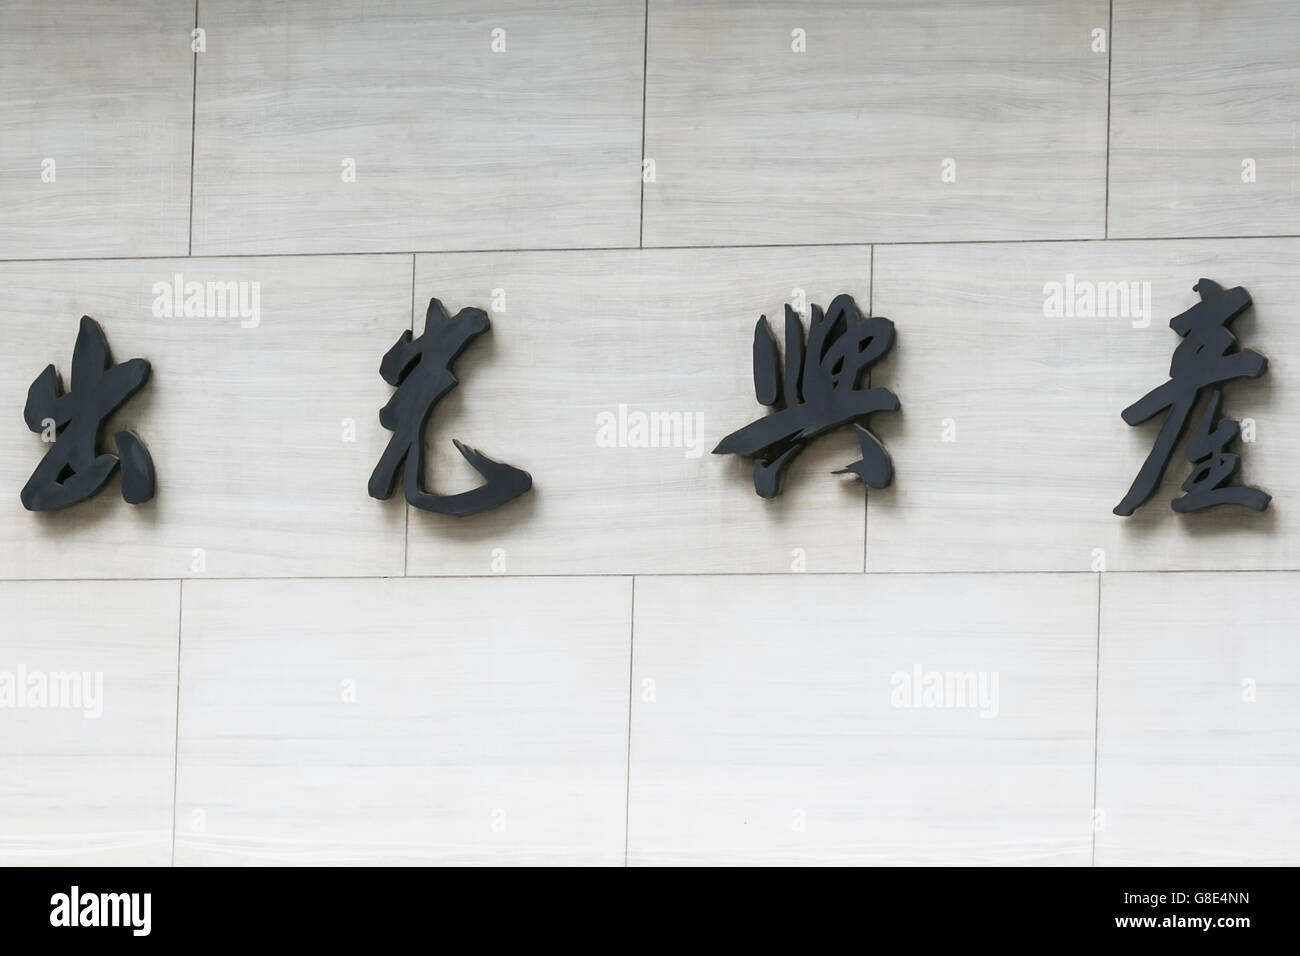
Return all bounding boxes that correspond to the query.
[21,316,155,512]
[12,281,1274,524]
[714,294,899,498]
[1115,279,1269,515]
[368,298,532,516]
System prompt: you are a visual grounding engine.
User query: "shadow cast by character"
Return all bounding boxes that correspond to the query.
[368,298,532,516]
[21,316,155,512]
[714,293,899,498]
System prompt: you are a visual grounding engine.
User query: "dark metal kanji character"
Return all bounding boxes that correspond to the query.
[1115,278,1268,516]
[21,316,155,512]
[714,293,899,498]
[369,298,532,516]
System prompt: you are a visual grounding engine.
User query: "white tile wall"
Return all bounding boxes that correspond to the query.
[4,0,1296,866]
[627,574,1097,866]
[191,0,645,254]
[0,581,180,866]
[174,578,630,865]
[1110,0,1300,239]
[0,1,194,259]
[1096,572,1300,866]
[642,0,1109,246]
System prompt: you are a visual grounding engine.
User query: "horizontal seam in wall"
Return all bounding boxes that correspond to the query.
[5,232,1300,266]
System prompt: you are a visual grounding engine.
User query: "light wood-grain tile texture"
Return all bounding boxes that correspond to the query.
[0,0,194,259]
[1096,572,1300,865]
[174,577,631,865]
[1110,0,1300,239]
[3,0,1296,867]
[191,0,645,255]
[642,0,1109,246]
[0,581,180,865]
[627,574,1097,865]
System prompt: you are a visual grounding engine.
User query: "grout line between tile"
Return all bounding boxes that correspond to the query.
[864,245,873,573]
[403,255,415,575]
[186,0,199,256]
[12,234,1300,266]
[1103,0,1114,238]
[1090,571,1102,866]
[170,577,184,867]
[638,0,649,249]
[2,568,1293,584]
[623,575,636,867]
[867,243,874,317]
[862,494,869,573]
